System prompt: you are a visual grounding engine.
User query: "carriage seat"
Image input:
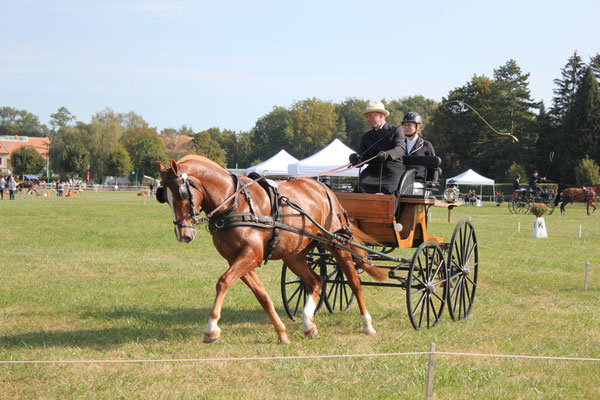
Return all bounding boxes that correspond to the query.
[397,155,442,199]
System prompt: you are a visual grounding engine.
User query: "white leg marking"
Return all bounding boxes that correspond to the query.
[302,295,317,333]
[361,312,376,335]
[205,317,221,334]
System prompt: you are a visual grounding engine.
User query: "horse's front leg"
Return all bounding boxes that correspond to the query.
[241,270,290,344]
[204,251,260,343]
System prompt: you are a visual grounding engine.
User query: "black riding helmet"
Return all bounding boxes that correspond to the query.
[402,111,422,125]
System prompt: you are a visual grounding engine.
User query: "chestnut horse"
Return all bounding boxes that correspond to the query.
[556,185,598,215]
[156,156,387,344]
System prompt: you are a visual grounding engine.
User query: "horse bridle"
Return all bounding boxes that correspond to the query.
[157,170,204,229]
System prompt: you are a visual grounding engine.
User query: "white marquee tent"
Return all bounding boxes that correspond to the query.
[446,169,495,196]
[287,139,358,177]
[246,149,298,176]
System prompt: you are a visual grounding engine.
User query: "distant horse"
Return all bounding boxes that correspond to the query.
[17,179,39,195]
[156,155,387,344]
[556,185,598,215]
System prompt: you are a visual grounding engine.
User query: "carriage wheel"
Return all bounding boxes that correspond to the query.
[281,246,326,321]
[518,197,531,214]
[508,199,516,214]
[321,249,356,313]
[406,241,449,330]
[446,220,479,321]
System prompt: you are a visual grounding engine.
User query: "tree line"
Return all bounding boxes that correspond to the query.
[2,51,599,185]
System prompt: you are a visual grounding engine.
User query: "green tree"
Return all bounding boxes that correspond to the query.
[0,107,48,137]
[49,107,76,133]
[505,162,526,183]
[88,108,124,181]
[62,142,90,178]
[251,106,294,161]
[574,156,600,185]
[49,125,91,179]
[588,52,600,83]
[551,51,585,122]
[335,98,369,151]
[121,126,166,179]
[429,60,537,182]
[289,98,339,158]
[10,146,45,176]
[103,145,132,181]
[560,67,600,183]
[191,131,226,166]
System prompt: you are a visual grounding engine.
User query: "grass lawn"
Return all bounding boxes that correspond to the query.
[1,191,599,399]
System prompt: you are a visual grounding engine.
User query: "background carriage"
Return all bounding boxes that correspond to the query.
[508,187,556,215]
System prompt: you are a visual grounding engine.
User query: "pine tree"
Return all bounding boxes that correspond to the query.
[560,67,600,183]
[550,51,585,122]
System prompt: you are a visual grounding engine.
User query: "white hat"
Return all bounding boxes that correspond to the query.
[362,101,390,117]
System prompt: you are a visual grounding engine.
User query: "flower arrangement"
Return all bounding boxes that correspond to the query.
[529,203,549,217]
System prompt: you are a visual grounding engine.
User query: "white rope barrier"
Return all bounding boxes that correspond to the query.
[2,349,599,366]
[0,352,430,365]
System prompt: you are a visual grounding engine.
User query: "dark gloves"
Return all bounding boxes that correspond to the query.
[377,151,389,161]
[349,153,362,166]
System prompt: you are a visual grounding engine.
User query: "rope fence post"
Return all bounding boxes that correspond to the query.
[426,343,436,399]
[579,225,582,238]
[518,222,520,233]
[584,261,590,291]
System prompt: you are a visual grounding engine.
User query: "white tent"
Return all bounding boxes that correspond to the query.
[287,139,358,177]
[246,149,298,176]
[446,169,495,197]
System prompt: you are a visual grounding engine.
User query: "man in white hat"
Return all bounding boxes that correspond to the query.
[349,101,405,194]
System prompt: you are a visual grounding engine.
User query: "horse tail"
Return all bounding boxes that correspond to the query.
[348,225,388,282]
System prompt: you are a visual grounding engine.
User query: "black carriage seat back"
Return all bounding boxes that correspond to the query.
[399,155,442,199]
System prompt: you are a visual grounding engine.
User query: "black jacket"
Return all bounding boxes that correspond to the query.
[357,122,405,194]
[405,136,435,182]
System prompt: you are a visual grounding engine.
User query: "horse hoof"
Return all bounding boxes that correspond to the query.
[279,337,291,345]
[304,326,318,339]
[203,332,221,343]
[363,327,377,336]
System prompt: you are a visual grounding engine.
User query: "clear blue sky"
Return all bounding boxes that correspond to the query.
[2,0,599,133]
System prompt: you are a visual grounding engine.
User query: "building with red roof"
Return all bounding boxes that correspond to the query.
[0,135,50,175]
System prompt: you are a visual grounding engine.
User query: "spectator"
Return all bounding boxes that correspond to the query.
[7,176,16,200]
[0,175,5,200]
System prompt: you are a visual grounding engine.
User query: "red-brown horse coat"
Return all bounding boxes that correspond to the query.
[158,155,386,344]
[558,185,598,215]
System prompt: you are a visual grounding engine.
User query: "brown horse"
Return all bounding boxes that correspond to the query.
[557,185,598,215]
[156,155,387,344]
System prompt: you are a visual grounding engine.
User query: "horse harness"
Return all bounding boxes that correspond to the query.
[158,170,365,265]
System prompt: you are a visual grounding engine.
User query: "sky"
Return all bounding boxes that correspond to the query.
[2,0,599,133]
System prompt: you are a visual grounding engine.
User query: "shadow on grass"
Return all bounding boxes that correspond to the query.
[0,306,278,350]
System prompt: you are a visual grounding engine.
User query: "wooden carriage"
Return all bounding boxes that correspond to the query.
[281,157,479,330]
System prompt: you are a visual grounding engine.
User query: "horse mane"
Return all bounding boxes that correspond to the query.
[177,154,226,171]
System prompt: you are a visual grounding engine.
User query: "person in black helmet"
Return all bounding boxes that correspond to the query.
[348,101,405,194]
[402,111,435,194]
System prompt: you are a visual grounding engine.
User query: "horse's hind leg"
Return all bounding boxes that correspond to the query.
[240,270,290,344]
[283,254,323,339]
[330,249,376,336]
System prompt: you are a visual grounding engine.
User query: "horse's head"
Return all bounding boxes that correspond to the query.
[156,159,204,243]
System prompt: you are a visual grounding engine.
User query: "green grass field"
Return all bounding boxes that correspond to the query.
[1,191,599,399]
